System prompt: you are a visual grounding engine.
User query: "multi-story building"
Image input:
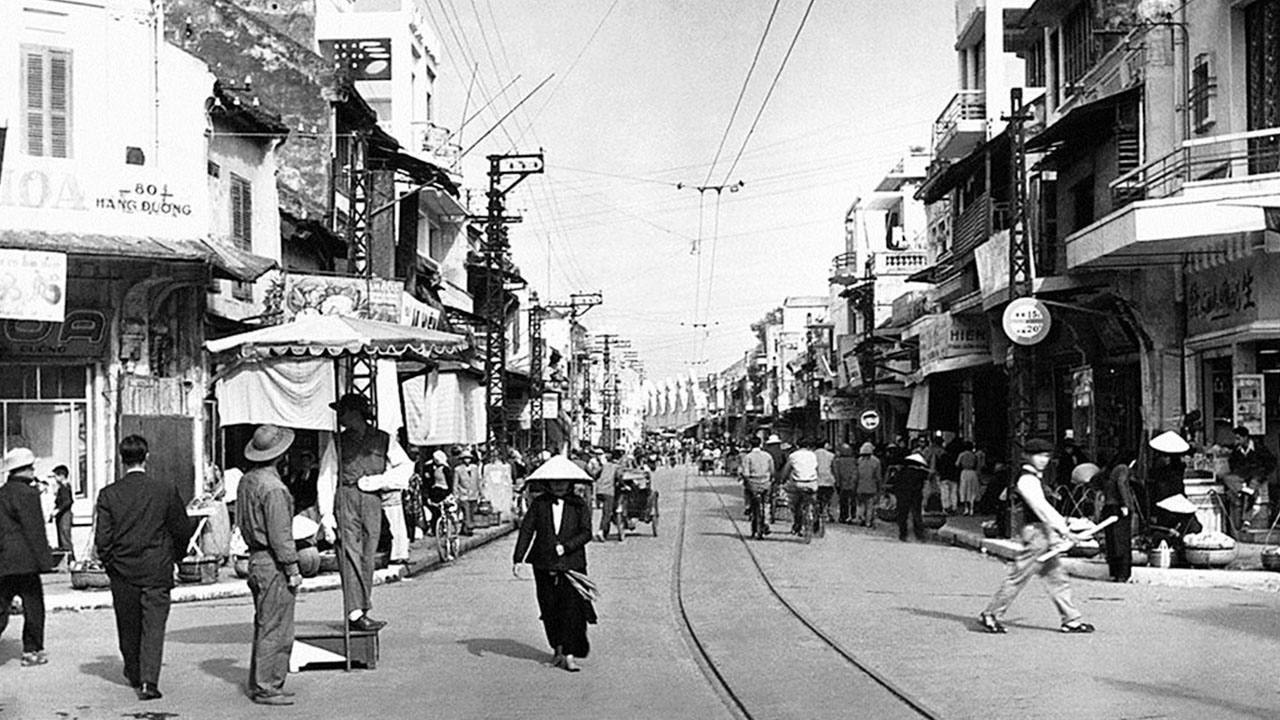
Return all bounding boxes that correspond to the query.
[0,0,276,535]
[828,149,932,445]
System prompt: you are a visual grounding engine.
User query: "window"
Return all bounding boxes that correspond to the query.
[1062,2,1094,92]
[1025,39,1046,88]
[21,45,72,158]
[1190,53,1217,133]
[1246,0,1280,173]
[0,365,91,498]
[1071,176,1095,231]
[230,174,253,300]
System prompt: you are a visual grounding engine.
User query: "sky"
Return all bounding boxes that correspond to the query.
[424,0,958,382]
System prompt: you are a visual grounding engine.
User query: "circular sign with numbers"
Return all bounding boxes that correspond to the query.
[1002,297,1052,346]
[859,409,881,431]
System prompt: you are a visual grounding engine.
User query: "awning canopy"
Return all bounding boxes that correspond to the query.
[917,130,1011,204]
[0,229,277,282]
[205,313,470,358]
[1027,85,1142,152]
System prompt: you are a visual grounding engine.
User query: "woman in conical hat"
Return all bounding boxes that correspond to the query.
[512,454,596,672]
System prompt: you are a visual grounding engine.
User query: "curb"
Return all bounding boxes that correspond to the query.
[935,525,1280,593]
[45,522,516,613]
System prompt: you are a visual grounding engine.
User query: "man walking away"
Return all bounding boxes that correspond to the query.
[779,438,819,535]
[893,453,929,541]
[814,440,836,523]
[0,448,53,667]
[832,444,858,524]
[238,425,303,706]
[739,437,775,536]
[51,465,74,561]
[594,452,620,541]
[855,443,884,527]
[95,435,192,699]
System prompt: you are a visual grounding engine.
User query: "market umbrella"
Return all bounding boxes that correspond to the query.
[205,313,469,358]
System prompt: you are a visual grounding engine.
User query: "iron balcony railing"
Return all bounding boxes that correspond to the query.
[1110,126,1280,208]
[411,121,462,170]
[933,90,986,154]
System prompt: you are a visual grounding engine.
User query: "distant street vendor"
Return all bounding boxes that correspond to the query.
[329,393,412,632]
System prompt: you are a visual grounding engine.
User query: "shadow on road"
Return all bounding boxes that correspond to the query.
[896,606,1061,634]
[167,623,253,645]
[1098,676,1276,719]
[1166,604,1280,643]
[198,657,246,688]
[79,655,133,687]
[457,638,549,664]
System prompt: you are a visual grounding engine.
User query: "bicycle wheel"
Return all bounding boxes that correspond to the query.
[444,513,461,560]
[801,498,814,544]
[434,516,451,563]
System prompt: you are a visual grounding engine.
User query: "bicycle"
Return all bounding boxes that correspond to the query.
[796,489,817,544]
[748,488,770,540]
[424,486,462,562]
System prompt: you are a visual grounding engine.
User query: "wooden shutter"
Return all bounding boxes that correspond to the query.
[22,46,72,158]
[24,50,44,156]
[48,50,70,158]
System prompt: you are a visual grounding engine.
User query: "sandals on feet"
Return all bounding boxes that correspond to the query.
[1060,621,1095,634]
[978,613,1007,634]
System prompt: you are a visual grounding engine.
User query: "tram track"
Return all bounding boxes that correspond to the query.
[670,466,942,720]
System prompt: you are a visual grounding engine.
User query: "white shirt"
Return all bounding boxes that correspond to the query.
[552,498,564,534]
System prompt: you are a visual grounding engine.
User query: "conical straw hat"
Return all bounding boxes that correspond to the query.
[526,454,593,483]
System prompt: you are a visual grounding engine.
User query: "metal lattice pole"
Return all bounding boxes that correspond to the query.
[1005,88,1035,534]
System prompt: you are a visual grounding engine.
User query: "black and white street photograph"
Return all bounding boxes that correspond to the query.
[3,0,1280,718]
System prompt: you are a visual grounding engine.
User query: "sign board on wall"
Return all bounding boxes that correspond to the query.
[918,314,991,375]
[1234,374,1265,436]
[820,396,860,421]
[0,169,204,238]
[0,249,66,322]
[1186,257,1270,337]
[282,274,403,322]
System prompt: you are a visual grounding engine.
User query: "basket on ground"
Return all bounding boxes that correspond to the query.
[1183,547,1237,568]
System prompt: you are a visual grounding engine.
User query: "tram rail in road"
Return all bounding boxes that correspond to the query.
[670,467,942,720]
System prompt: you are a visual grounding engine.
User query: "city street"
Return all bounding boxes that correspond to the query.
[4,466,1280,719]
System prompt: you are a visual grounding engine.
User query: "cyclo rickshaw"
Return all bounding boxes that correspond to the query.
[611,466,659,540]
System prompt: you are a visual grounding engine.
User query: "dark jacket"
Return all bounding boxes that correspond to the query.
[54,482,73,518]
[95,470,192,588]
[0,477,53,575]
[891,464,929,499]
[1102,464,1136,509]
[513,492,592,572]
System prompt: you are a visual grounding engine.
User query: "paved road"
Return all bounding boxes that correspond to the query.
[2,466,1278,719]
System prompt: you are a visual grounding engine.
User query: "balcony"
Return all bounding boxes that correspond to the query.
[829,252,864,284]
[1068,127,1280,270]
[933,90,986,160]
[411,122,462,172]
[831,250,929,285]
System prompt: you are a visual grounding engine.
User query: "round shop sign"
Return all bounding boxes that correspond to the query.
[859,409,881,431]
[1002,297,1052,346]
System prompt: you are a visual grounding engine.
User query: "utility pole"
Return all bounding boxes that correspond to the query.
[483,153,544,451]
[1005,88,1035,535]
[337,127,378,409]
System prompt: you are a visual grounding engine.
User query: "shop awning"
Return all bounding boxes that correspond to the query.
[0,229,277,282]
[205,313,470,358]
[906,383,929,431]
[1026,85,1142,152]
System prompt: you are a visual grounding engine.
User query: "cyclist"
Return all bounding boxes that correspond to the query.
[780,437,820,537]
[739,436,775,537]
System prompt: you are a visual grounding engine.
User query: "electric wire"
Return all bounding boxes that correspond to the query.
[701,0,783,187]
[720,0,820,186]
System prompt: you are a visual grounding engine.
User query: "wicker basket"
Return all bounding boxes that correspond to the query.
[1262,548,1280,572]
[177,558,221,584]
[70,568,111,590]
[1183,547,1237,568]
[921,512,947,530]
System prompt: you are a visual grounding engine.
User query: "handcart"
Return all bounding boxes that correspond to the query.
[611,468,659,540]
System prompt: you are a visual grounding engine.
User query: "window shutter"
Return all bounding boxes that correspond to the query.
[25,51,44,156]
[48,50,70,158]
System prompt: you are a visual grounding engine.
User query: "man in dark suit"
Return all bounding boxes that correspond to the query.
[51,465,74,560]
[95,435,192,701]
[0,448,54,667]
[513,456,595,672]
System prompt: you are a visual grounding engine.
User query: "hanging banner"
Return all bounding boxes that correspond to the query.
[1234,374,1265,436]
[0,248,66,322]
[282,273,403,322]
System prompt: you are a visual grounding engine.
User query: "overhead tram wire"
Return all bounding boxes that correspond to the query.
[701,0,783,187]
[719,0,819,186]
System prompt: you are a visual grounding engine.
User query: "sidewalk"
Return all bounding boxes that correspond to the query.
[40,521,516,613]
[933,514,1280,593]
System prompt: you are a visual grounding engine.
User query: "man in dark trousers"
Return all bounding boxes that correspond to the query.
[329,393,412,632]
[893,452,930,542]
[237,425,303,706]
[51,465,74,560]
[513,456,596,672]
[0,448,53,667]
[94,435,192,700]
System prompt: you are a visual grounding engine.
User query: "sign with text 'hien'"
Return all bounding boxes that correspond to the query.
[0,248,66,322]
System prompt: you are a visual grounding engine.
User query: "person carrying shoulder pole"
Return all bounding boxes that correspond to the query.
[979,438,1095,635]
